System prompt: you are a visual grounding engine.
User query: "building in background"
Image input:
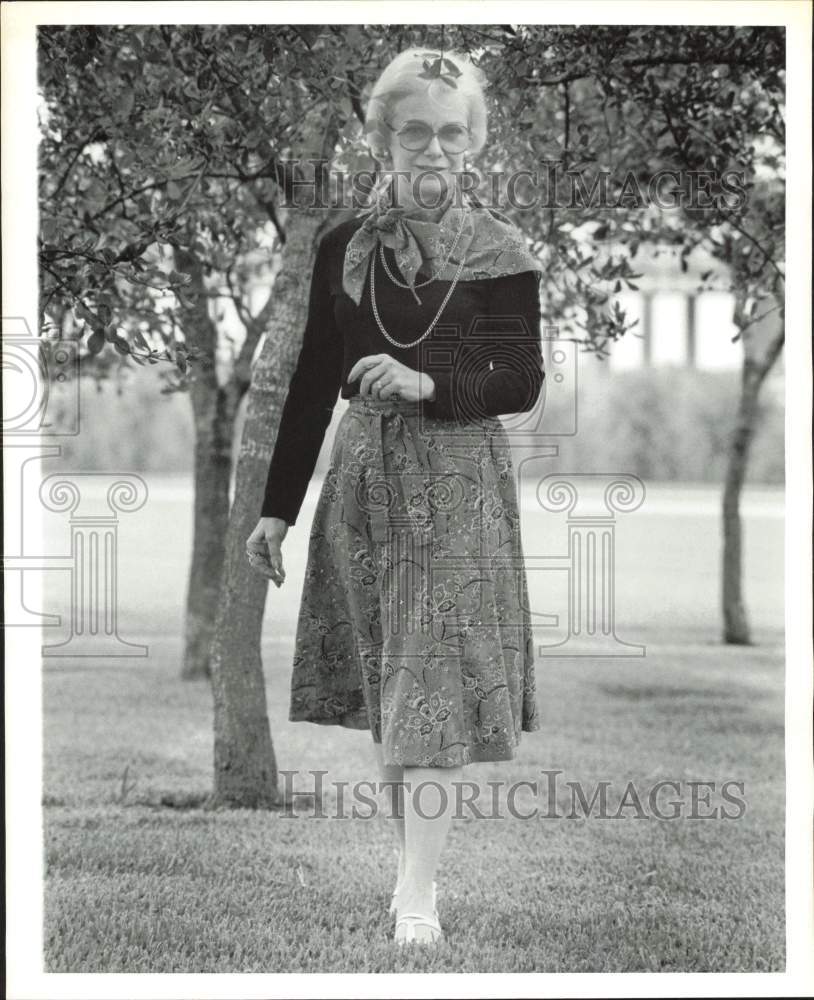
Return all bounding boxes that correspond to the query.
[602,243,784,406]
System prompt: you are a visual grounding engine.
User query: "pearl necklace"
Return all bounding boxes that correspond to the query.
[370,243,466,349]
[370,206,471,350]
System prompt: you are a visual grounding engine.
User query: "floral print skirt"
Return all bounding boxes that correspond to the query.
[288,394,540,767]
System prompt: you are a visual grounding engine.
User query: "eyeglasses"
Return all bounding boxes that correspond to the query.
[385,119,471,154]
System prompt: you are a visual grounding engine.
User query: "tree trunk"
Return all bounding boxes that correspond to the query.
[206,105,346,808]
[721,357,764,644]
[208,205,338,808]
[174,250,240,680]
[182,376,239,679]
[721,297,784,644]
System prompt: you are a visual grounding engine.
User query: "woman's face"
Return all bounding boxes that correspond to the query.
[386,90,471,210]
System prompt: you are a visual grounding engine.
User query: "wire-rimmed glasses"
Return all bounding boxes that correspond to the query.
[385,118,472,154]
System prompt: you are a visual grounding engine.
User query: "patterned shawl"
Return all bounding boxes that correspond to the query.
[342,178,542,306]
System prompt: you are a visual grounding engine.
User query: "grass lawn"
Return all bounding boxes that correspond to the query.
[42,480,785,972]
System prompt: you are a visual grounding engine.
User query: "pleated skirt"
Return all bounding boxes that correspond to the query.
[288,394,541,767]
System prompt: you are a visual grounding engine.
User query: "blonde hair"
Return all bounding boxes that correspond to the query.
[363,47,489,163]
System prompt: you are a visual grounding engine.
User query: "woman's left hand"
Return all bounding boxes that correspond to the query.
[348,354,435,402]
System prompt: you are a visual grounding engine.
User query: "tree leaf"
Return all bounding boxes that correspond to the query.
[87,330,105,355]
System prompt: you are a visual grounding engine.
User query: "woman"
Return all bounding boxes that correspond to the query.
[246,47,545,946]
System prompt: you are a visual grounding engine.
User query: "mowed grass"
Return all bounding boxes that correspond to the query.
[43,639,784,972]
[42,480,785,972]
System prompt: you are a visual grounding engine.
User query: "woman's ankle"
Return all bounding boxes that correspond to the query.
[395,879,436,914]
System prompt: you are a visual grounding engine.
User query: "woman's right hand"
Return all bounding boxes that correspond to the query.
[246,517,288,588]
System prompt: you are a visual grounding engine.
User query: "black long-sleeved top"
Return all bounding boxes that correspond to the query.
[260,213,545,526]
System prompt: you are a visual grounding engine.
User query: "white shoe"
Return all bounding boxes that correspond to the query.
[395,909,443,946]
